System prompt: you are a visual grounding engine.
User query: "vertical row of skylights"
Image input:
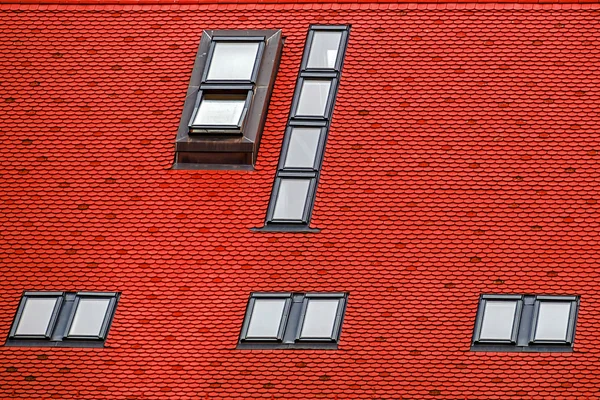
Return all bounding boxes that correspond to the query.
[263,25,350,229]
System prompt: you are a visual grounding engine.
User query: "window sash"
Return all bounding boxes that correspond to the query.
[65,294,118,340]
[10,292,64,339]
[240,294,292,342]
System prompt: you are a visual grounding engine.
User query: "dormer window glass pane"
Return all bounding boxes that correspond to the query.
[206,42,260,81]
[534,301,571,341]
[284,128,321,168]
[479,300,517,340]
[296,80,331,117]
[272,179,311,220]
[68,298,111,337]
[246,299,286,338]
[193,94,246,127]
[15,297,58,336]
[300,299,339,339]
[307,31,342,69]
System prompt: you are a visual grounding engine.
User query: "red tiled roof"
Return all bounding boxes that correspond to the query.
[1,3,600,399]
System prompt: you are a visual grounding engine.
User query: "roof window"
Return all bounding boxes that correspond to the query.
[6,292,119,347]
[472,294,579,352]
[174,30,282,169]
[260,25,350,231]
[238,292,348,349]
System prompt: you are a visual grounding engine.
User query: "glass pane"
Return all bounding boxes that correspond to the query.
[300,299,339,338]
[534,302,571,341]
[479,301,517,340]
[246,299,286,338]
[193,95,246,126]
[296,80,331,117]
[307,31,342,69]
[68,298,111,337]
[284,128,321,168]
[206,42,260,81]
[15,297,58,336]
[272,179,311,221]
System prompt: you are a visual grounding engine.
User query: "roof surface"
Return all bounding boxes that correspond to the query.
[1,3,600,399]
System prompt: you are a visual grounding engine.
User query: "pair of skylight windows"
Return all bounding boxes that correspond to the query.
[238,292,347,349]
[188,38,264,133]
[174,30,282,167]
[7,292,118,347]
[472,294,578,351]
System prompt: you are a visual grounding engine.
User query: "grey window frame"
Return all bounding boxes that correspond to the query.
[471,294,579,352]
[64,292,119,340]
[259,25,350,231]
[472,294,523,344]
[296,293,347,342]
[6,291,119,348]
[8,292,64,339]
[239,293,292,342]
[188,90,253,134]
[238,292,348,350]
[267,176,318,224]
[530,295,578,345]
[174,30,283,169]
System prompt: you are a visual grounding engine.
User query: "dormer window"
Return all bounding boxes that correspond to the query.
[174,30,282,169]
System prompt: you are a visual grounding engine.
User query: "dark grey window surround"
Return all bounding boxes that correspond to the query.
[6,292,119,348]
[471,294,579,352]
[258,25,350,232]
[238,292,348,349]
[173,30,283,170]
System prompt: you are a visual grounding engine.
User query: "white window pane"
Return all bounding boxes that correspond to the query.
[300,299,339,338]
[247,299,286,338]
[206,42,260,81]
[15,297,57,335]
[193,97,245,126]
[307,31,342,69]
[272,179,311,220]
[534,302,571,341]
[296,80,331,117]
[69,298,111,337]
[284,128,321,168]
[479,301,517,340]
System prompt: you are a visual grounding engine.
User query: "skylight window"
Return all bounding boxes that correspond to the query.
[472,294,578,352]
[7,292,119,347]
[262,25,350,230]
[205,41,261,81]
[238,292,348,349]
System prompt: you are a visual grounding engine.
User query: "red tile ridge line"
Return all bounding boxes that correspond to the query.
[1,0,599,5]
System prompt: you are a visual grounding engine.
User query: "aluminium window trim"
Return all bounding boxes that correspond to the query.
[64,293,119,340]
[201,37,266,84]
[279,126,327,171]
[238,292,349,349]
[6,291,120,347]
[188,90,253,134]
[174,29,283,169]
[260,24,350,230]
[8,292,64,340]
[301,26,349,72]
[289,77,338,121]
[239,293,293,342]
[266,177,318,224]
[296,293,347,342]
[529,295,578,345]
[471,294,579,352]
[472,294,523,344]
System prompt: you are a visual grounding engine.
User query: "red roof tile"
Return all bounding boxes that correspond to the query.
[1,2,600,399]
